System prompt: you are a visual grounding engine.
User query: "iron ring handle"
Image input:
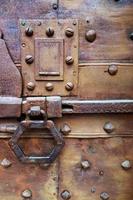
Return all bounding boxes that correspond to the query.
[9,120,65,164]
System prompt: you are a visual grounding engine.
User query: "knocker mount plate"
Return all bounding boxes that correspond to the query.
[20,19,78,96]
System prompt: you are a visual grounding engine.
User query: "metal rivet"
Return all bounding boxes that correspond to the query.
[121,160,131,170]
[73,20,77,26]
[25,27,33,37]
[1,158,12,168]
[27,82,35,91]
[65,82,74,91]
[103,122,115,134]
[45,82,54,91]
[53,3,58,10]
[129,32,133,40]
[21,189,32,198]
[108,65,118,75]
[46,27,54,37]
[91,187,96,193]
[22,43,26,47]
[65,56,74,65]
[21,21,26,26]
[65,28,74,37]
[81,160,91,169]
[25,55,34,64]
[61,190,71,200]
[85,30,96,42]
[99,170,104,176]
[37,21,42,26]
[60,124,71,135]
[100,192,110,200]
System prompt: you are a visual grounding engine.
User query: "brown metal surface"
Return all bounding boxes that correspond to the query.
[21,19,78,96]
[58,138,133,200]
[0,38,22,97]
[0,97,22,118]
[0,139,58,200]
[59,0,133,63]
[78,63,133,99]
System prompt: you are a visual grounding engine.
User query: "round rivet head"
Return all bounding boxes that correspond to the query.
[108,65,118,75]
[103,122,115,134]
[121,160,131,170]
[27,82,35,91]
[60,124,71,135]
[61,190,71,200]
[21,189,32,198]
[1,158,12,168]
[65,82,74,91]
[129,32,133,40]
[25,55,34,64]
[85,30,96,42]
[100,192,110,200]
[65,28,74,37]
[45,82,54,91]
[25,27,33,37]
[46,27,54,37]
[65,56,74,65]
[81,160,91,169]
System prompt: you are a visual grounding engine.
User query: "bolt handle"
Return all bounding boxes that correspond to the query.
[9,120,65,164]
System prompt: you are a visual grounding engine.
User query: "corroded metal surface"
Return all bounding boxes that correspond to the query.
[0,97,22,118]
[58,138,133,200]
[0,39,22,97]
[20,19,78,96]
[0,139,58,200]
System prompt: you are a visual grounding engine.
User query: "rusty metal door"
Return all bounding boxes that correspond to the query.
[0,1,133,200]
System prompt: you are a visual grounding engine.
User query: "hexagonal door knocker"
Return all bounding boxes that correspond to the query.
[9,120,65,164]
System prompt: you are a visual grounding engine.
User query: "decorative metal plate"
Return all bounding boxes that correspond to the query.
[20,19,78,96]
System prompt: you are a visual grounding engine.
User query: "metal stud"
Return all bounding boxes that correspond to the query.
[46,27,54,37]
[65,56,74,65]
[85,30,96,42]
[25,55,34,64]
[81,160,91,169]
[65,82,74,91]
[129,32,133,41]
[27,82,35,91]
[65,28,74,37]
[53,3,58,10]
[100,192,110,200]
[108,65,118,75]
[103,122,115,134]
[61,190,71,200]
[1,158,12,168]
[45,82,54,91]
[121,160,131,170]
[60,123,71,135]
[21,189,32,198]
[25,27,33,37]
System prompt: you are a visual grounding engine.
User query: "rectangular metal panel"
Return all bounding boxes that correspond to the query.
[78,63,133,99]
